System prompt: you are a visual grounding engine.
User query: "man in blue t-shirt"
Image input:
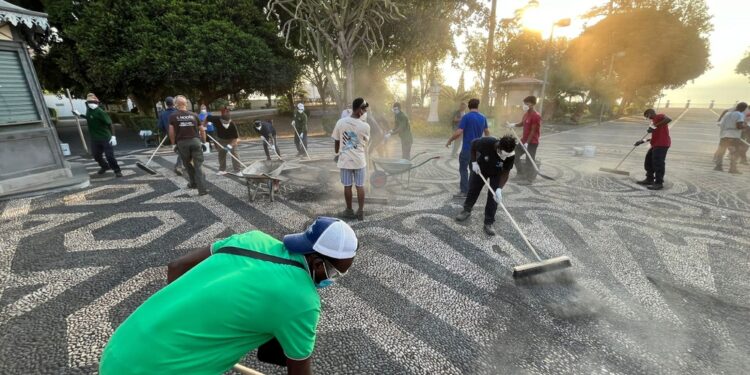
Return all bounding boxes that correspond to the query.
[158,96,183,176]
[446,98,489,197]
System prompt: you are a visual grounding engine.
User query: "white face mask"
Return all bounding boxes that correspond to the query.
[298,109,304,113]
[200,109,207,114]
[498,150,515,160]
[522,104,530,111]
[392,108,399,114]
[221,120,230,129]
[87,103,98,110]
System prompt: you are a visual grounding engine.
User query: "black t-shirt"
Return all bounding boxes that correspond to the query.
[168,110,200,142]
[255,121,275,139]
[208,115,239,140]
[472,137,515,177]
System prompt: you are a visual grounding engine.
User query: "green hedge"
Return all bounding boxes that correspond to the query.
[108,112,157,132]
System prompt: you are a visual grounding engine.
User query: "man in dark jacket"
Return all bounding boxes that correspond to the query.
[208,108,242,175]
[389,102,413,159]
[74,93,122,177]
[292,103,308,157]
[254,120,280,160]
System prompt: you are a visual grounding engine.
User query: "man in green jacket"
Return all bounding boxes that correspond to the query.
[74,93,121,177]
[388,102,413,159]
[292,103,308,157]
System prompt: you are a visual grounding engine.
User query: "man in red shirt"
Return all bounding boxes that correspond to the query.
[507,96,541,180]
[635,109,671,190]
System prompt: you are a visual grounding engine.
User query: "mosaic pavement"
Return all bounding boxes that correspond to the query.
[1,109,749,374]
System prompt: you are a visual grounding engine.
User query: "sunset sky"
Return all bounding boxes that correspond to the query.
[442,0,750,107]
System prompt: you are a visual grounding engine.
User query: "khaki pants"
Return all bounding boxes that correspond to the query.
[215,137,241,172]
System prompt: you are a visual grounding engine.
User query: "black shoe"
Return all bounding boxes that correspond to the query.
[647,183,663,190]
[198,190,209,196]
[713,165,723,171]
[340,208,355,219]
[174,168,183,176]
[356,209,364,221]
[97,166,110,175]
[187,183,197,189]
[636,179,654,185]
[483,224,496,236]
[455,210,471,222]
[115,171,123,178]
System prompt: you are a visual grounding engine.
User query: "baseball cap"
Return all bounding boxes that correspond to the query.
[86,93,99,103]
[352,97,369,111]
[165,96,174,106]
[284,217,358,259]
[297,103,305,110]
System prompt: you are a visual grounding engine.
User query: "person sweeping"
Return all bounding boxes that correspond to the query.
[455,135,517,236]
[506,96,541,180]
[99,217,359,375]
[254,120,281,160]
[388,102,413,159]
[635,108,672,190]
[208,108,242,176]
[292,103,309,157]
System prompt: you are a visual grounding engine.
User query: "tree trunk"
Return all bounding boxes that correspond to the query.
[405,56,413,116]
[266,95,273,109]
[344,56,354,106]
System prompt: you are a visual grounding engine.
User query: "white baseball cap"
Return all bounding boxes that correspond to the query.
[284,217,358,259]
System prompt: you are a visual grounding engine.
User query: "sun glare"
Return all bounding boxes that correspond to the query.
[520,7,559,34]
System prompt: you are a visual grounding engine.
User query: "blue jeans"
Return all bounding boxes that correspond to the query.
[459,149,470,194]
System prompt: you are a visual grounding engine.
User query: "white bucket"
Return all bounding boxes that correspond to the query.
[572,147,583,156]
[60,143,71,156]
[583,146,596,157]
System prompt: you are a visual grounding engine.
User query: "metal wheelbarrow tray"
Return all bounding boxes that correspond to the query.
[370,152,440,188]
[242,160,289,202]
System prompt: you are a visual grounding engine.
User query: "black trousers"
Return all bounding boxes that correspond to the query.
[514,143,538,175]
[91,139,120,172]
[463,172,500,225]
[294,130,307,154]
[644,146,669,183]
[263,133,280,160]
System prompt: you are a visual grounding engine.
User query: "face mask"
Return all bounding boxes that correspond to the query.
[221,120,230,129]
[312,258,342,289]
[392,108,399,114]
[87,103,98,110]
[200,109,207,114]
[522,104,530,111]
[255,125,262,131]
[498,150,515,160]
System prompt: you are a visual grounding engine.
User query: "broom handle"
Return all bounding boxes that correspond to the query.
[291,122,310,159]
[232,363,265,375]
[508,127,543,174]
[477,171,542,262]
[613,132,650,170]
[261,136,283,160]
[206,134,249,169]
[144,136,169,166]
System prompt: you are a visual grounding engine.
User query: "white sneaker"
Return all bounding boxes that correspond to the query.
[233,171,243,177]
[217,171,227,176]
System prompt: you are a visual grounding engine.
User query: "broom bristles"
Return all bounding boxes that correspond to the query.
[512,256,572,278]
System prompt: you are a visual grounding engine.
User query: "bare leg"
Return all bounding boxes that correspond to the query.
[356,186,365,211]
[344,186,353,210]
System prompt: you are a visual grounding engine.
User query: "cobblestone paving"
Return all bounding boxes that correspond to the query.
[1,109,749,374]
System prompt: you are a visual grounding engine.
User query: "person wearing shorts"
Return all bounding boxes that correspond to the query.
[332,97,370,221]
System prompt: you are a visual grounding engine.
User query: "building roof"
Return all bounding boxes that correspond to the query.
[0,0,49,30]
[498,77,544,86]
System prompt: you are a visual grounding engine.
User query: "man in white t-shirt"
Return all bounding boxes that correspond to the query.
[332,98,370,220]
[714,102,749,174]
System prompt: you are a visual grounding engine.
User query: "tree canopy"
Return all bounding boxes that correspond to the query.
[738,52,750,81]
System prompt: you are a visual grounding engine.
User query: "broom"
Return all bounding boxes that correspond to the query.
[598,132,649,176]
[506,125,555,181]
[135,136,169,175]
[232,364,265,375]
[205,134,249,172]
[476,171,572,278]
[290,121,310,159]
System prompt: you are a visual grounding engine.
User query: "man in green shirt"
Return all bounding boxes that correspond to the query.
[74,93,121,177]
[388,102,413,159]
[292,103,309,157]
[99,217,358,375]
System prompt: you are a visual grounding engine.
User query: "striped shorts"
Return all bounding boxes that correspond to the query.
[340,167,366,187]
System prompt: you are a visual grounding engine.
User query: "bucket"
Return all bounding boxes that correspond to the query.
[583,146,596,157]
[572,147,583,156]
[60,143,71,156]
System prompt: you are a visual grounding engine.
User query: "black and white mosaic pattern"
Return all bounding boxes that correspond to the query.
[1,109,749,374]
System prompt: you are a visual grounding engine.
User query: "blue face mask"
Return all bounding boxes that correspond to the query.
[312,258,342,289]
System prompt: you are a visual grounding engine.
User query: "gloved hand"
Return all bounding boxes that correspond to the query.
[523,143,528,149]
[201,143,209,152]
[299,132,304,138]
[647,125,656,133]
[493,188,503,203]
[224,144,233,152]
[109,136,117,146]
[384,133,391,140]
[506,121,515,129]
[72,109,81,117]
[634,140,645,146]
[260,135,267,142]
[471,161,481,174]
[271,145,277,153]
[291,120,296,127]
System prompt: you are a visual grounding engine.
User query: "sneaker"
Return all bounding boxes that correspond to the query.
[115,171,123,178]
[187,183,197,189]
[483,224,496,236]
[97,166,110,175]
[636,179,654,185]
[340,208,355,219]
[455,210,471,222]
[729,169,742,174]
[198,190,209,196]
[647,183,664,190]
[356,209,364,221]
[233,171,243,177]
[713,165,723,171]
[174,168,183,176]
[217,171,227,176]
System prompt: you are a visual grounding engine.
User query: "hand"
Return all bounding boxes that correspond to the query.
[647,125,656,133]
[109,136,117,146]
[634,140,645,146]
[385,133,391,140]
[523,143,528,149]
[493,188,503,203]
[471,161,481,175]
[72,110,81,117]
[506,121,515,129]
[271,145,277,153]
[260,135,267,142]
[291,120,295,127]
[224,144,233,152]
[445,140,451,148]
[201,143,209,152]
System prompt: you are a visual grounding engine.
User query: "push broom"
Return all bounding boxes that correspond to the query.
[507,125,555,181]
[598,132,649,176]
[476,171,572,278]
[205,134,250,171]
[290,122,310,159]
[135,136,169,175]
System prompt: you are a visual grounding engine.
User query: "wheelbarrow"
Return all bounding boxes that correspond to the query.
[370,152,440,188]
[242,160,288,202]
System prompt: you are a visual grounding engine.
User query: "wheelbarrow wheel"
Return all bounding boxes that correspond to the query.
[370,170,388,188]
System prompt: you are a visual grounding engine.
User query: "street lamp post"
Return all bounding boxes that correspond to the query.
[538,18,570,116]
[597,51,625,124]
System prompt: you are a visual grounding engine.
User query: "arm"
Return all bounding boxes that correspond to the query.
[718,109,728,122]
[499,170,511,189]
[102,111,115,136]
[446,128,463,147]
[334,140,340,154]
[168,123,176,145]
[167,246,211,283]
[655,116,671,127]
[286,358,312,375]
[483,127,490,136]
[197,116,206,142]
[470,141,479,162]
